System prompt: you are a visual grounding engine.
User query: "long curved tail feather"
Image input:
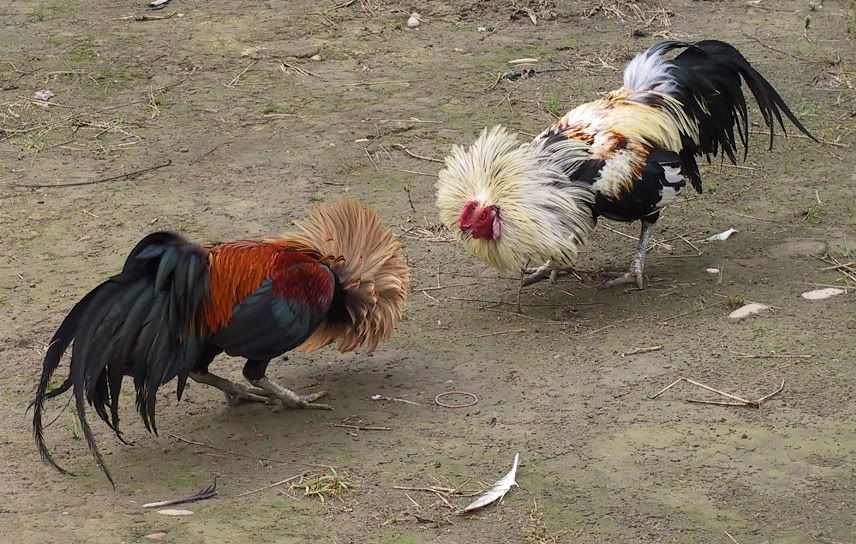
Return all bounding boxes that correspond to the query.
[624,39,817,190]
[32,232,209,487]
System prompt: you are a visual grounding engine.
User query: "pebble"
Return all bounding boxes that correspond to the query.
[407,12,421,28]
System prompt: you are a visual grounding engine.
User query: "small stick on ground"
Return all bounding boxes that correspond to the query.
[659,301,726,324]
[392,143,443,163]
[390,168,435,177]
[372,395,421,405]
[724,530,741,544]
[735,213,783,223]
[473,328,526,339]
[236,472,306,498]
[227,59,258,87]
[404,186,417,213]
[733,353,811,359]
[650,377,785,408]
[15,160,172,188]
[676,234,703,255]
[278,59,320,78]
[332,423,392,431]
[621,345,663,357]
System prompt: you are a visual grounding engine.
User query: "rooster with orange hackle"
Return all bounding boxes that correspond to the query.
[32,198,409,486]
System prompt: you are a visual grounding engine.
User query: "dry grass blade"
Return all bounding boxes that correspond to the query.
[236,472,306,498]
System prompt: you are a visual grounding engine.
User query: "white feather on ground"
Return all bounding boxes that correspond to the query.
[457,453,520,514]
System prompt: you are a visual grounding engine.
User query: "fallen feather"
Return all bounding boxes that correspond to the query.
[508,58,539,65]
[407,12,421,28]
[33,89,55,101]
[477,26,488,32]
[143,479,217,508]
[157,509,193,516]
[144,533,166,541]
[148,0,171,8]
[457,453,519,514]
[706,268,720,274]
[706,228,738,241]
[801,287,846,300]
[728,302,769,321]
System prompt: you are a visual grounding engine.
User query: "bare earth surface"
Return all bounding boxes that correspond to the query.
[1,1,855,543]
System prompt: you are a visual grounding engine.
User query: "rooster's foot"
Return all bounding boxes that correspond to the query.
[598,268,644,290]
[521,260,570,287]
[251,376,332,411]
[190,371,274,406]
[224,389,272,406]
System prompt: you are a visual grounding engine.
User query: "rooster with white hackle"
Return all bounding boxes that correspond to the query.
[437,40,816,290]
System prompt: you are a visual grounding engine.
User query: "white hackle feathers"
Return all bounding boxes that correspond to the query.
[436,126,596,272]
[623,47,677,96]
[457,452,520,514]
[274,198,410,353]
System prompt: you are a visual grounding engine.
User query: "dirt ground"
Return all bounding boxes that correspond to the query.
[1,0,855,542]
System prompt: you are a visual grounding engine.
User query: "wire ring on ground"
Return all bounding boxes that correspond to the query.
[434,391,479,408]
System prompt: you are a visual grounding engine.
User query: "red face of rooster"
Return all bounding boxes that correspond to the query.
[459,200,500,240]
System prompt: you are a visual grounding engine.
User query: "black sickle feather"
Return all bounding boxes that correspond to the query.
[32,232,211,486]
[637,40,817,192]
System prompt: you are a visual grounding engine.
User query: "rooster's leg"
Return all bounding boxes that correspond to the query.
[599,219,655,290]
[243,359,332,411]
[189,371,272,406]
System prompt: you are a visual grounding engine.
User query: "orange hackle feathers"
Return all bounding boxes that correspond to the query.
[202,241,322,332]
[269,198,410,353]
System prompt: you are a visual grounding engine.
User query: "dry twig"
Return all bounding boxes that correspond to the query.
[15,160,171,188]
[650,377,785,408]
[621,345,663,357]
[392,143,443,163]
[236,473,306,498]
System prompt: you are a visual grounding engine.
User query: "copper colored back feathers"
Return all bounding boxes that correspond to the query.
[269,198,410,353]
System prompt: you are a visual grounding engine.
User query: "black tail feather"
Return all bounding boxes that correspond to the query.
[32,231,210,486]
[639,39,817,190]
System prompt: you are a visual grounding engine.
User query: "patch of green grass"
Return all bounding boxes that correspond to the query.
[798,203,823,223]
[29,1,66,21]
[704,179,718,193]
[67,39,98,63]
[820,240,854,260]
[382,535,422,544]
[725,295,746,310]
[30,6,49,21]
[546,94,562,117]
[262,104,282,114]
